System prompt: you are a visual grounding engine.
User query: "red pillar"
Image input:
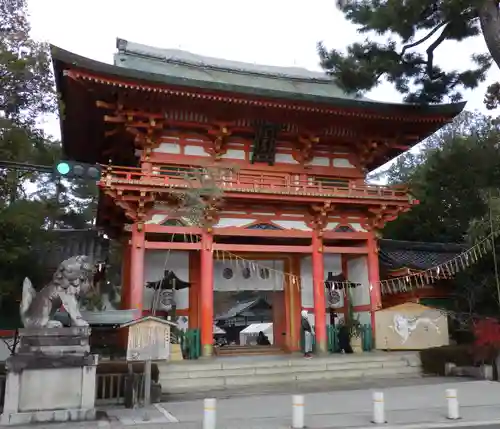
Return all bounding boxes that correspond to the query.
[128,222,145,316]
[188,251,200,329]
[312,231,327,353]
[367,234,381,337]
[200,231,214,357]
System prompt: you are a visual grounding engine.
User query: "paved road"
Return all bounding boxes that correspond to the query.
[7,379,500,429]
[164,375,469,402]
[105,379,500,429]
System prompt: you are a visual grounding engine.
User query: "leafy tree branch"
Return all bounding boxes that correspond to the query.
[322,0,495,104]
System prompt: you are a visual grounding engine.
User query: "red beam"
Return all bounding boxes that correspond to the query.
[323,246,368,254]
[214,227,310,238]
[145,225,202,234]
[213,244,313,253]
[353,304,371,312]
[323,231,370,240]
[144,241,201,250]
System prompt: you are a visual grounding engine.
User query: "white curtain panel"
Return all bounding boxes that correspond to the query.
[213,260,284,291]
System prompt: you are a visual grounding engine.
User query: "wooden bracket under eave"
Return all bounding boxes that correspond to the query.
[293,135,319,165]
[207,124,232,159]
[359,140,391,170]
[307,201,335,233]
[368,204,410,230]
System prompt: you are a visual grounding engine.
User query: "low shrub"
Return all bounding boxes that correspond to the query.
[420,345,474,375]
[420,344,500,376]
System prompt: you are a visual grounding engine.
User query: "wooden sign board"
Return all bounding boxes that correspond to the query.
[123,318,174,362]
[374,302,449,350]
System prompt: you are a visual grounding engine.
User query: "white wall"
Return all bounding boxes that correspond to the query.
[144,250,189,310]
[346,256,370,306]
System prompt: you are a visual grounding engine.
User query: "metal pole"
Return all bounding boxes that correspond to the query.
[488,189,500,308]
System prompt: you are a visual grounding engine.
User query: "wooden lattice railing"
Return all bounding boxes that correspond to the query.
[100,165,411,202]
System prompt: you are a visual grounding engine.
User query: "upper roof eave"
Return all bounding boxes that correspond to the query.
[51,45,466,118]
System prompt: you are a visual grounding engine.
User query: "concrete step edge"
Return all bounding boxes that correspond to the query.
[159,353,421,373]
[161,368,422,393]
[159,362,422,381]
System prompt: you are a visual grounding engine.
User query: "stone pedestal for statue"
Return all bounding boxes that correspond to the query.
[0,327,98,425]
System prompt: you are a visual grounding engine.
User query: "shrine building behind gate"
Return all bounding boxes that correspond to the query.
[52,39,465,357]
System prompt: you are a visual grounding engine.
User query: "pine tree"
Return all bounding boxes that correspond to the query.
[319,0,500,105]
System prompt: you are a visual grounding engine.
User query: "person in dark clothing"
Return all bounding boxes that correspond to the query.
[256,331,271,346]
[301,310,314,358]
[338,324,353,354]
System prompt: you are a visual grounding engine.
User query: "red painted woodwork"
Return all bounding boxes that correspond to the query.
[145,225,202,234]
[100,164,413,204]
[312,232,327,353]
[323,246,369,254]
[145,241,201,250]
[200,232,214,357]
[149,150,364,179]
[188,251,200,329]
[289,257,302,351]
[272,291,286,347]
[214,244,312,253]
[128,223,145,314]
[145,224,371,241]
[367,236,381,333]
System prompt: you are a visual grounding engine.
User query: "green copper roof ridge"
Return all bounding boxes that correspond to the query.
[115,37,342,85]
[117,50,341,85]
[51,44,467,115]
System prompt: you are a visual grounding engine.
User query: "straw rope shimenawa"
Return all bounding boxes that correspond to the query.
[155,229,498,298]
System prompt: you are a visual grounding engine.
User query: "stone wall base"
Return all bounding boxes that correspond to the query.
[1,408,95,425]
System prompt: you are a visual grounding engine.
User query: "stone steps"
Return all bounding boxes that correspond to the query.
[158,352,422,394]
[216,345,285,357]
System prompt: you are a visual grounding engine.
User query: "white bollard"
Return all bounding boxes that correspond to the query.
[203,398,217,429]
[446,389,460,420]
[372,391,385,424]
[292,395,305,429]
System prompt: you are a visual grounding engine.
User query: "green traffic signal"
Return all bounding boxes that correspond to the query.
[53,160,101,180]
[56,162,70,175]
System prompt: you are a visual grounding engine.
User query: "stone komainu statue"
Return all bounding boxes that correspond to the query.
[20,255,95,328]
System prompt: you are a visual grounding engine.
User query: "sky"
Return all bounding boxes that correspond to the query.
[27,0,500,172]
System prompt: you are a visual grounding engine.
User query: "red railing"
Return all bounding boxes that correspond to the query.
[99,165,410,201]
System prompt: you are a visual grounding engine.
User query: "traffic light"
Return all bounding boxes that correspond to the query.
[53,161,102,180]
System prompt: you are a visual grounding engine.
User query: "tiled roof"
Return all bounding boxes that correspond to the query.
[114,38,369,103]
[379,239,466,271]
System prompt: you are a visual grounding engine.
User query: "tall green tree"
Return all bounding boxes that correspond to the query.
[0,0,60,307]
[379,111,500,318]
[0,0,56,202]
[380,111,500,242]
[318,0,500,105]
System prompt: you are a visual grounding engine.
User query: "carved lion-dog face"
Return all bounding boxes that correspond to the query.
[52,255,95,296]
